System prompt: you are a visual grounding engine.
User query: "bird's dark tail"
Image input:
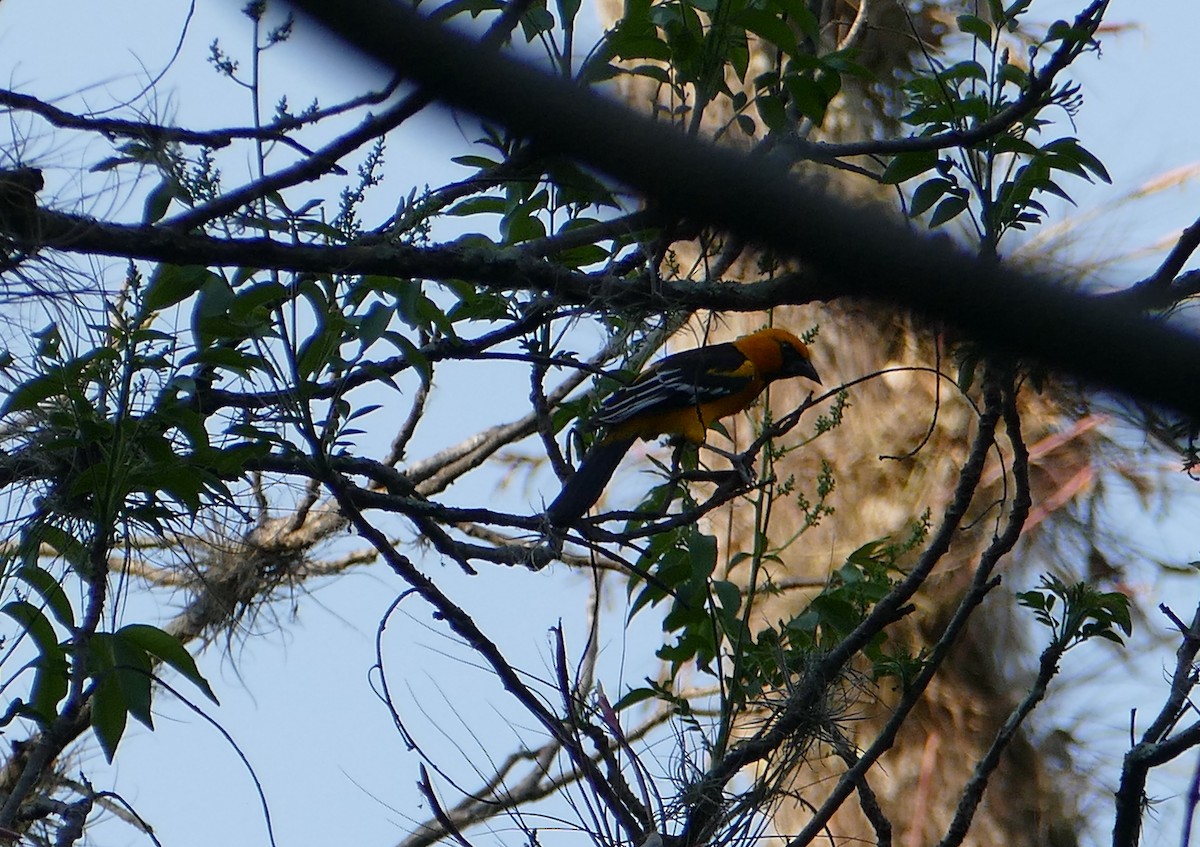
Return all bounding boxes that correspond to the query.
[545,437,635,526]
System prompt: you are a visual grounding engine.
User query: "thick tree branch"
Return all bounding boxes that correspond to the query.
[281,0,1200,422]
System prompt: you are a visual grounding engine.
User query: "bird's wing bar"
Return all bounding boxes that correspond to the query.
[594,346,753,426]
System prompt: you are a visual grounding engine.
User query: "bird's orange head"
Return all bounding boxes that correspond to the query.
[737,328,822,385]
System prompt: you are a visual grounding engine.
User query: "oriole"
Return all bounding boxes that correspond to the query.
[546,328,821,525]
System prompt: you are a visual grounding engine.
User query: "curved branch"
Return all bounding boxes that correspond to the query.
[1104,212,1200,310]
[0,86,396,159]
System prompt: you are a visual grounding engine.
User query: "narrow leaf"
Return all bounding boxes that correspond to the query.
[117,624,218,704]
[881,150,938,185]
[16,565,75,629]
[145,265,213,312]
[143,181,176,224]
[928,195,969,227]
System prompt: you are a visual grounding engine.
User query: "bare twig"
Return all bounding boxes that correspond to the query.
[314,461,650,841]
[0,86,381,159]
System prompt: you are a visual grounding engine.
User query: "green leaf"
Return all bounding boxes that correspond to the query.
[180,343,273,377]
[3,597,68,724]
[1044,137,1111,184]
[728,30,750,81]
[755,93,788,133]
[687,528,718,586]
[881,150,938,185]
[296,319,339,380]
[712,580,741,617]
[393,335,433,387]
[3,600,60,657]
[89,155,136,173]
[358,302,393,348]
[111,633,154,730]
[191,274,238,346]
[447,196,507,217]
[629,526,689,617]
[558,244,611,269]
[231,279,290,315]
[612,34,671,61]
[29,524,90,571]
[773,0,818,40]
[90,645,129,762]
[956,94,992,122]
[928,195,969,227]
[1045,19,1073,43]
[784,74,831,125]
[942,60,988,83]
[500,210,547,244]
[1004,0,1033,16]
[1031,177,1074,204]
[450,154,500,170]
[990,134,1038,156]
[143,181,176,224]
[998,62,1028,87]
[612,686,658,711]
[820,50,870,78]
[736,9,799,57]
[145,265,214,312]
[3,601,68,723]
[154,463,208,514]
[117,624,218,704]
[1,371,64,416]
[395,281,454,336]
[626,63,671,84]
[909,177,953,218]
[956,14,992,43]
[519,6,555,41]
[1073,145,1111,184]
[16,565,75,629]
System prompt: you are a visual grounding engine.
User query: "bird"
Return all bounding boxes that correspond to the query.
[545,328,821,526]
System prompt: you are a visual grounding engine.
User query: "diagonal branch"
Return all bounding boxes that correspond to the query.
[1104,211,1200,310]
[166,0,532,231]
[786,367,1031,847]
[1112,602,1200,847]
[278,0,1200,423]
[678,366,1010,847]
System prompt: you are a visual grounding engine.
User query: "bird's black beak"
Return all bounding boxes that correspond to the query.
[781,346,822,385]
